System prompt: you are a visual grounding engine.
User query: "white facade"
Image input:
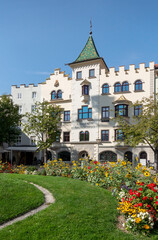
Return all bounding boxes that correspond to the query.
[5,34,157,164]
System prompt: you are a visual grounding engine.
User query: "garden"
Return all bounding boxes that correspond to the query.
[0,159,158,239]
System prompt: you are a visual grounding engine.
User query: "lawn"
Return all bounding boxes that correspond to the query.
[0,174,44,224]
[0,174,158,240]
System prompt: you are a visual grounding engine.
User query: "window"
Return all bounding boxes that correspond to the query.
[102,84,109,94]
[101,130,109,141]
[64,111,70,121]
[89,69,95,77]
[57,90,62,99]
[56,132,61,142]
[32,92,36,98]
[78,106,92,120]
[80,131,89,141]
[82,85,89,95]
[101,107,109,121]
[115,104,128,117]
[100,151,117,162]
[51,91,56,100]
[16,136,21,144]
[122,81,129,92]
[114,82,121,93]
[76,71,82,79]
[30,136,36,145]
[115,129,124,141]
[31,105,36,112]
[134,105,142,116]
[18,93,22,99]
[63,132,70,142]
[19,105,22,114]
[135,80,142,91]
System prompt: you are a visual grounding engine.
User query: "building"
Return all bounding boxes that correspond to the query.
[3,32,158,164]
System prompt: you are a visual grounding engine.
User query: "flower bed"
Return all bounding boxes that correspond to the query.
[0,158,158,235]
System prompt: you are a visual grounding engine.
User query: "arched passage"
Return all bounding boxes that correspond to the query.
[58,151,71,161]
[99,151,117,162]
[124,151,133,162]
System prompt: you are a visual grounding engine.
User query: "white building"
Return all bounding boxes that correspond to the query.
[3,32,158,164]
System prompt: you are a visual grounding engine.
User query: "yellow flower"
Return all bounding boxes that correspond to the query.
[135,217,141,224]
[138,163,142,168]
[144,171,150,177]
[143,224,150,229]
[136,156,138,161]
[105,172,108,177]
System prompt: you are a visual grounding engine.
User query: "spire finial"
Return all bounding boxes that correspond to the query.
[90,19,92,35]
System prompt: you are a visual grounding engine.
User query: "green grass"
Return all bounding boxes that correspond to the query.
[0,174,44,224]
[0,174,158,240]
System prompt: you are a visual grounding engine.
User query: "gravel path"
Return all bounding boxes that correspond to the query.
[0,182,55,230]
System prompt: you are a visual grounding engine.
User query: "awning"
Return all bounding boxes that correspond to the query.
[6,146,37,152]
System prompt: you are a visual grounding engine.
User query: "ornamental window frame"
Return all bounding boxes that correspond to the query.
[114,82,121,93]
[76,71,82,79]
[102,84,109,94]
[135,80,142,91]
[89,69,95,78]
[82,85,89,95]
[115,104,128,117]
[101,130,109,141]
[101,106,110,121]
[78,105,92,120]
[79,131,89,141]
[64,111,70,121]
[63,132,70,142]
[122,81,129,92]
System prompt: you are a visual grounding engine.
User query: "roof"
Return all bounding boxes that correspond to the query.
[75,35,100,63]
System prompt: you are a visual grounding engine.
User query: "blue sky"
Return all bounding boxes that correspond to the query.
[0,0,158,95]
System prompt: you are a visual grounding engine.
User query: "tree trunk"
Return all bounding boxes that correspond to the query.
[154,149,158,171]
[43,148,47,164]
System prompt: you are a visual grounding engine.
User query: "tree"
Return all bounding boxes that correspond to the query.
[23,101,62,163]
[0,95,21,145]
[115,95,158,169]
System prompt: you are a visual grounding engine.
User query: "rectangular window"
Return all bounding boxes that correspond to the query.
[31,105,36,112]
[78,106,92,120]
[64,111,70,121]
[16,136,21,144]
[32,92,37,98]
[30,136,36,145]
[101,107,109,121]
[82,85,89,95]
[76,71,82,79]
[101,130,109,141]
[63,132,70,142]
[56,132,61,142]
[115,129,124,141]
[19,105,22,114]
[89,69,95,77]
[134,105,142,116]
[17,93,22,99]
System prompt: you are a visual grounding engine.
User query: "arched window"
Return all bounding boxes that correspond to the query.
[57,90,62,99]
[140,151,147,160]
[122,81,129,92]
[124,151,132,162]
[79,151,89,159]
[115,104,128,117]
[100,151,117,162]
[51,91,56,100]
[135,80,142,91]
[114,82,121,93]
[102,84,109,94]
[80,131,89,141]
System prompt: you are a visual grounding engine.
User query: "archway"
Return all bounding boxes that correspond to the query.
[78,151,88,159]
[58,151,71,161]
[124,151,133,162]
[140,151,147,160]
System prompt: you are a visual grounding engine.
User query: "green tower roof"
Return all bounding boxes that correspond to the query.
[75,35,100,62]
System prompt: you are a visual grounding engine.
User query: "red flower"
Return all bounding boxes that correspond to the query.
[88,166,91,169]
[139,188,143,191]
[150,197,153,201]
[94,161,97,165]
[156,196,158,199]
[147,204,151,208]
[143,196,148,200]
[140,182,144,186]
[138,203,143,207]
[155,201,158,205]
[135,192,141,197]
[134,204,138,207]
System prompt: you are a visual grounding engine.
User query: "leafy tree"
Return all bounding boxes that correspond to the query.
[115,95,158,169]
[0,95,21,145]
[23,101,62,163]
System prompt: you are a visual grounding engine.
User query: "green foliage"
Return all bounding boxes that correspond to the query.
[23,101,62,151]
[0,95,21,145]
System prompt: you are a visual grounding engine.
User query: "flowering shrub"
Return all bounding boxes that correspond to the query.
[0,161,14,173]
